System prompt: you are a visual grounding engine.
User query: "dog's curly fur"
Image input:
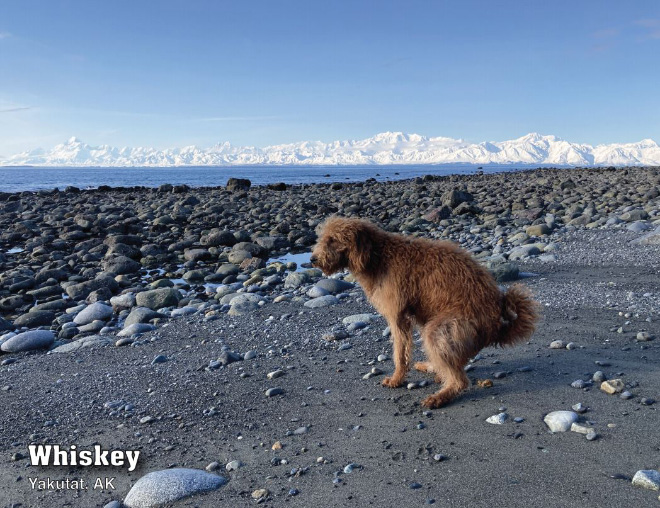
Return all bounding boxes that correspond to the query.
[311,216,539,408]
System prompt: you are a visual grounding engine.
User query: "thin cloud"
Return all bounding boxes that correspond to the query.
[592,28,619,38]
[634,18,660,40]
[187,115,280,123]
[0,106,31,113]
[635,18,660,28]
[0,31,11,39]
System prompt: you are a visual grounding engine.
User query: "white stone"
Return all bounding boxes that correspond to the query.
[544,411,578,432]
[632,470,660,491]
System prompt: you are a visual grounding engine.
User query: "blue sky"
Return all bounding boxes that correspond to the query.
[1,0,659,156]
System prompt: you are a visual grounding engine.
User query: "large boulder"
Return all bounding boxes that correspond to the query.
[226,178,251,191]
[65,276,119,301]
[103,255,141,275]
[441,189,473,209]
[1,330,54,353]
[13,311,55,328]
[73,302,114,326]
[135,289,181,310]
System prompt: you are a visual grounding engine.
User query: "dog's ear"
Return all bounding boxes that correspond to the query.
[348,222,373,272]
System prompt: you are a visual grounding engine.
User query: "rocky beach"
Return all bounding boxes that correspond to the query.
[1,166,659,507]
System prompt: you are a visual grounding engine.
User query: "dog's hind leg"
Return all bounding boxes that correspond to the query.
[382,316,414,388]
[420,319,474,408]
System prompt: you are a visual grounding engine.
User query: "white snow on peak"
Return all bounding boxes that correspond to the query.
[2,132,659,167]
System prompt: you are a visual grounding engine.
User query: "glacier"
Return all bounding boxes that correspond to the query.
[1,132,659,167]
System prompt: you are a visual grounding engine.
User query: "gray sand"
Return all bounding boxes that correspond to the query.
[1,227,659,507]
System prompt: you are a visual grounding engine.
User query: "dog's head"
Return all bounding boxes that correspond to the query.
[310,217,376,275]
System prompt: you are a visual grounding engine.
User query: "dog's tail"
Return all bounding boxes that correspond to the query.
[495,284,539,346]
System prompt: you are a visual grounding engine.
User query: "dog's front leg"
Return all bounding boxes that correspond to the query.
[382,318,413,388]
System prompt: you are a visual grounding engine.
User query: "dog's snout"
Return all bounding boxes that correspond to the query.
[309,254,318,265]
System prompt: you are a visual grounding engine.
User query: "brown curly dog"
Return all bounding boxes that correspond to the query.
[310,216,539,408]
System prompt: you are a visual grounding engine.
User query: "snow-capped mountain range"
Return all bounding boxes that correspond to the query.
[2,132,660,167]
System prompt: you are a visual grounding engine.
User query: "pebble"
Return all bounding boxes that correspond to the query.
[151,355,168,365]
[243,350,257,360]
[570,423,591,435]
[377,354,389,362]
[636,331,653,341]
[265,387,284,397]
[549,340,564,349]
[620,391,633,400]
[640,397,655,405]
[343,463,360,474]
[251,488,270,500]
[632,470,660,491]
[572,403,587,413]
[267,369,285,379]
[592,371,606,383]
[486,412,508,425]
[225,460,241,471]
[205,462,220,472]
[571,379,589,389]
[123,468,226,507]
[544,411,578,432]
[117,323,156,337]
[600,379,624,394]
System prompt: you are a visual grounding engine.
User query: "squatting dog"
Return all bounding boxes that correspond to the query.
[310,217,538,408]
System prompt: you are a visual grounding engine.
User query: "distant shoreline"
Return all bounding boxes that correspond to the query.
[2,164,657,194]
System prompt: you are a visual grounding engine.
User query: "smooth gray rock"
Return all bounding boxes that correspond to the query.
[633,227,660,245]
[65,276,119,301]
[307,286,330,298]
[123,468,226,508]
[50,335,113,353]
[103,255,141,275]
[228,301,259,316]
[342,313,378,325]
[1,330,55,353]
[135,288,181,310]
[303,295,339,308]
[110,293,136,310]
[13,311,55,328]
[284,272,309,288]
[316,278,354,294]
[125,307,162,328]
[118,323,156,337]
[73,302,113,325]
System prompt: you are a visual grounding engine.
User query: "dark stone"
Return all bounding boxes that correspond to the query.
[226,178,251,191]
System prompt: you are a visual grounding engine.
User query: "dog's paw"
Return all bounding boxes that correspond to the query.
[421,394,448,409]
[382,376,404,388]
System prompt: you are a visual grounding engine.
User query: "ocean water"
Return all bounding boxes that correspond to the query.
[0,164,531,193]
